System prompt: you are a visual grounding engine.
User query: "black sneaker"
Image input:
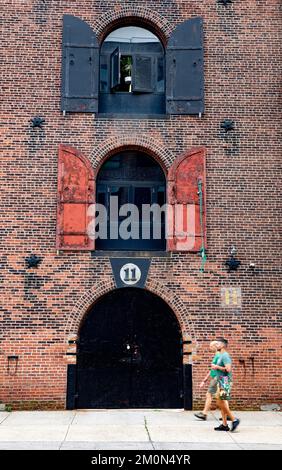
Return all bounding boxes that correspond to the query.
[230,418,240,432]
[214,424,230,431]
[194,412,207,421]
[220,417,232,421]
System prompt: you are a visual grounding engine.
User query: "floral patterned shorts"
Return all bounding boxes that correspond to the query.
[217,375,233,401]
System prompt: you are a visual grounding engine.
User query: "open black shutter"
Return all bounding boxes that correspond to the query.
[61,15,99,113]
[132,55,154,93]
[111,47,120,89]
[166,17,204,115]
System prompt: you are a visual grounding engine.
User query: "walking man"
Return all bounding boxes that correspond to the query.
[211,337,240,432]
[194,341,220,420]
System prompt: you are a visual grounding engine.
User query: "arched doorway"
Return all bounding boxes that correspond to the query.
[75,288,184,408]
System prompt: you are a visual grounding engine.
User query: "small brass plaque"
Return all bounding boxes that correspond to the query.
[221,287,242,308]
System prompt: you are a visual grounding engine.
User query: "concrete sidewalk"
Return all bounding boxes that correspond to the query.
[0,410,281,450]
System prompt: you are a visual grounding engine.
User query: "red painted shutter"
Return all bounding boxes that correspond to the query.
[167,147,206,252]
[57,145,95,250]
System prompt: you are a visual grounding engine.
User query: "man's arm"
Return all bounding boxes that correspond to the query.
[203,371,211,382]
[211,356,232,373]
[200,370,211,388]
[211,364,224,371]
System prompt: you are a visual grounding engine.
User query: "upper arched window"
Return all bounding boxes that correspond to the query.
[101,27,164,92]
[61,15,204,116]
[99,26,165,114]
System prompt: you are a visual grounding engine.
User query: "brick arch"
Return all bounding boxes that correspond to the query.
[93,6,172,46]
[65,278,116,337]
[65,280,195,346]
[90,136,174,173]
[145,277,196,342]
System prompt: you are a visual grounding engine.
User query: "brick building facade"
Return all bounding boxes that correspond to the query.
[0,0,281,410]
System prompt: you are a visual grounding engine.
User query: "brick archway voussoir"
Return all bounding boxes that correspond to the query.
[94,6,173,44]
[65,279,195,346]
[90,136,174,172]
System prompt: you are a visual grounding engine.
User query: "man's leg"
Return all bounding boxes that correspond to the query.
[217,398,227,425]
[224,401,235,421]
[214,399,230,431]
[221,400,235,422]
[194,390,213,420]
[225,400,241,431]
[203,392,212,415]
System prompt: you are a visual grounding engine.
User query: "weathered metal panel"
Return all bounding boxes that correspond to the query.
[167,147,206,252]
[76,288,185,409]
[166,17,204,115]
[66,364,77,410]
[132,55,154,93]
[57,145,95,250]
[61,15,99,112]
[110,47,120,89]
[99,92,165,114]
[183,364,193,410]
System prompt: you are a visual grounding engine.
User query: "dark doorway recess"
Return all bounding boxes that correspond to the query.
[75,288,187,409]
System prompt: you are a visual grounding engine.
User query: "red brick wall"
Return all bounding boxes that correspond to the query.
[0,0,281,410]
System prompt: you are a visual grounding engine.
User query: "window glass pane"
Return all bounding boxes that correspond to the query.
[97,151,165,183]
[100,55,108,92]
[100,26,164,95]
[103,155,121,170]
[110,186,129,209]
[96,151,166,250]
[134,187,152,211]
[97,191,106,206]
[104,26,160,45]
[157,186,165,206]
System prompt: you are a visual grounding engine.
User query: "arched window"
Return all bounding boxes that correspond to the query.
[95,150,166,251]
[57,145,206,252]
[61,15,204,116]
[99,26,165,114]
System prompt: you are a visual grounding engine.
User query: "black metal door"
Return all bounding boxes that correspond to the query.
[76,288,184,408]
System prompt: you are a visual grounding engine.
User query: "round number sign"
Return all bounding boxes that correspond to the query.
[120,263,141,286]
